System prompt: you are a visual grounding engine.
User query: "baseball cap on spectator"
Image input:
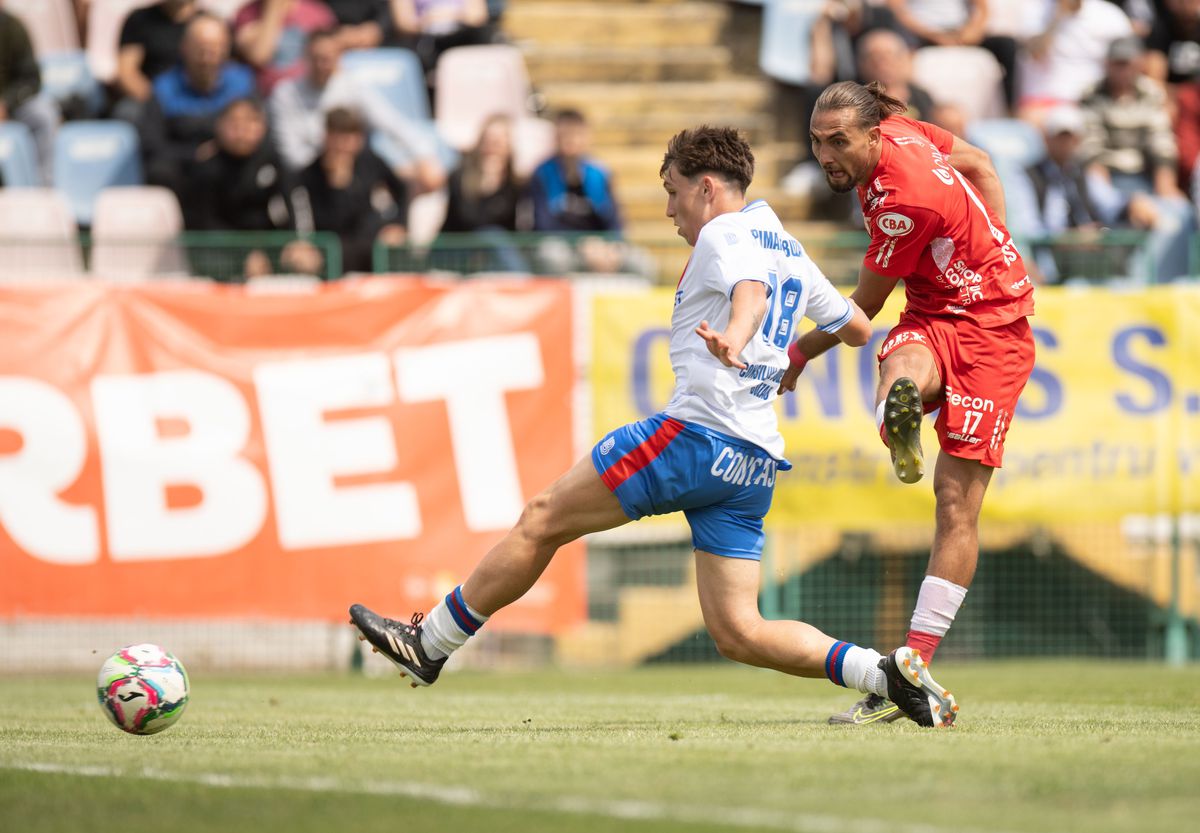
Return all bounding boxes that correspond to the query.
[1106,35,1145,63]
[1043,106,1086,137]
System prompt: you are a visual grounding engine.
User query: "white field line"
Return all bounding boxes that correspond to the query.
[2,761,1019,833]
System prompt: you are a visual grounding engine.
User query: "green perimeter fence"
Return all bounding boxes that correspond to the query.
[582,520,1198,669]
[0,228,1182,285]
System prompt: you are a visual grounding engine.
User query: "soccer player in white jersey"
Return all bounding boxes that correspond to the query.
[349,126,959,727]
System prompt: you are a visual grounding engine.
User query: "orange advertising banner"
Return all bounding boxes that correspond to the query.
[0,277,582,632]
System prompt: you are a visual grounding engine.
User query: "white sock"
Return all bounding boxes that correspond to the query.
[419,586,489,660]
[875,399,886,433]
[827,642,888,697]
[910,576,968,638]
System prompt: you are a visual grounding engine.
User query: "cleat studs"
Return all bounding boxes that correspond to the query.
[952,705,960,712]
[942,690,950,697]
[357,635,365,641]
[911,649,921,659]
[934,704,941,712]
[904,658,911,667]
[410,682,418,689]
[371,647,378,653]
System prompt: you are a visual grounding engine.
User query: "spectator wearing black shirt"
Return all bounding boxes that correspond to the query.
[185,97,294,232]
[139,13,256,198]
[325,0,392,49]
[0,7,61,183]
[185,97,324,279]
[443,113,523,232]
[1145,0,1200,86]
[113,0,198,123]
[296,106,408,273]
[389,0,493,92]
[442,113,529,272]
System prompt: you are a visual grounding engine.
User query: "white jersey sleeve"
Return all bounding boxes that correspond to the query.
[800,259,854,334]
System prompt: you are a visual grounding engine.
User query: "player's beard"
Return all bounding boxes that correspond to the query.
[824,168,856,193]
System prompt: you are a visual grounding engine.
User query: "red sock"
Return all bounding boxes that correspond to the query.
[906,630,942,661]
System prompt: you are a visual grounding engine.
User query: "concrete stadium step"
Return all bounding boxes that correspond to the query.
[617,185,816,223]
[595,142,788,190]
[503,1,727,49]
[522,44,732,83]
[585,111,775,148]
[538,80,773,117]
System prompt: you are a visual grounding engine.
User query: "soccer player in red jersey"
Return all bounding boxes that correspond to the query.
[783,81,1036,725]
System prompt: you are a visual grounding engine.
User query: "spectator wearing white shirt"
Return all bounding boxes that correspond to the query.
[1018,0,1134,120]
[268,27,444,192]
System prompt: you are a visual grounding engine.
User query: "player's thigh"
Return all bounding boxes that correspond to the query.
[933,318,1034,466]
[524,455,631,543]
[694,549,763,641]
[877,323,943,401]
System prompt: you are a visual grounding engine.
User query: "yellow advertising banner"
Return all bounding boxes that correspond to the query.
[592,286,1200,525]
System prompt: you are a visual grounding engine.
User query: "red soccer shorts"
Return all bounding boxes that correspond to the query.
[877,312,1035,468]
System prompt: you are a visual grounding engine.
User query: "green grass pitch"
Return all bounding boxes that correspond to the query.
[1,662,1197,833]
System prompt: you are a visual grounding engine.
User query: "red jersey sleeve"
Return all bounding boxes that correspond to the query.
[863,204,942,278]
[885,114,955,156]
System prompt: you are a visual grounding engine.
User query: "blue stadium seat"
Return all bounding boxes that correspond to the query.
[759,0,823,86]
[370,129,459,175]
[0,122,42,187]
[340,48,430,122]
[53,121,144,226]
[966,118,1046,175]
[40,51,105,118]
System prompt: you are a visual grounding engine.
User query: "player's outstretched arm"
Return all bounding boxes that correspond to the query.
[778,267,897,393]
[695,279,768,370]
[949,137,1006,226]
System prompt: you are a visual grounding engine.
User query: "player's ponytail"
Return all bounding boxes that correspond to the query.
[813,81,907,129]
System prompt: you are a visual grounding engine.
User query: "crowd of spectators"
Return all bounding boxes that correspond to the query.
[6,1,1200,283]
[0,0,634,281]
[790,0,1200,282]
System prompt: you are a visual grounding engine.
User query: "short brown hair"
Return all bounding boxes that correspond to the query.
[325,106,365,135]
[813,80,906,129]
[660,126,754,192]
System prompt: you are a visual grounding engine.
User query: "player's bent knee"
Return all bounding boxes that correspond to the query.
[706,618,759,665]
[514,489,577,549]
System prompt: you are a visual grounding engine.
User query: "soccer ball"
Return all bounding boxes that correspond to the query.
[96,644,190,735]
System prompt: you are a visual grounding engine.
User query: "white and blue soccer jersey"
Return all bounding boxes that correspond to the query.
[663,199,854,459]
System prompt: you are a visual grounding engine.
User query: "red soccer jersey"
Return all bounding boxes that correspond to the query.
[858,115,1035,327]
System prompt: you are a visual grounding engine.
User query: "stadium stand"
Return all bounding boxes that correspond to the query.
[340,47,430,121]
[758,0,821,86]
[911,45,1006,123]
[6,0,80,55]
[39,50,105,118]
[965,117,1046,176]
[434,44,532,150]
[53,120,144,226]
[404,187,450,248]
[84,0,156,85]
[511,116,556,178]
[0,122,42,187]
[0,187,84,279]
[89,185,187,279]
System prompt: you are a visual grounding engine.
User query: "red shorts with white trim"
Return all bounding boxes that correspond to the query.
[877,312,1035,467]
